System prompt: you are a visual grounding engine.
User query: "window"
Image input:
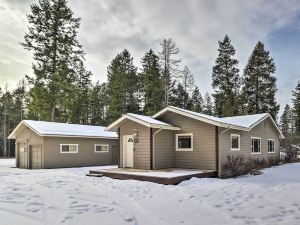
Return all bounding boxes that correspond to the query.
[268,139,275,153]
[251,137,261,154]
[60,144,78,153]
[94,144,109,153]
[231,134,240,151]
[176,133,193,151]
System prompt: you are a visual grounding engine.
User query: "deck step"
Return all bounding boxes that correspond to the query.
[86,173,103,177]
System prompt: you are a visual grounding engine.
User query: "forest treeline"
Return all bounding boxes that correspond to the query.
[1,0,295,156]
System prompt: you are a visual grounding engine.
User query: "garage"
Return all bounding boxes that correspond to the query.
[9,120,118,169]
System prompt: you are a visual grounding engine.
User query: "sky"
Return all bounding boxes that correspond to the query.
[1,0,300,115]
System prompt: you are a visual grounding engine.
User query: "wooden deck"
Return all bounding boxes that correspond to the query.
[87,168,217,185]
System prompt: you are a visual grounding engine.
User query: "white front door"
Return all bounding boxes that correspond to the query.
[124,135,134,168]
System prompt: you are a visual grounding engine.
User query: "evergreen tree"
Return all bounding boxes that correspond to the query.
[212,35,240,117]
[242,41,279,120]
[106,49,139,123]
[159,38,181,106]
[190,86,203,113]
[169,83,189,109]
[280,104,292,137]
[203,92,213,115]
[70,61,92,124]
[292,81,300,135]
[21,0,90,122]
[89,82,108,126]
[140,49,164,115]
[0,86,14,157]
[12,79,26,121]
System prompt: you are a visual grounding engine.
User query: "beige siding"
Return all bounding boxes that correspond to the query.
[219,117,280,176]
[43,137,118,168]
[154,129,175,169]
[159,113,217,170]
[15,124,44,168]
[119,119,151,169]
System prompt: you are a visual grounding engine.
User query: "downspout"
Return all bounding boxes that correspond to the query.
[218,127,231,178]
[152,128,163,170]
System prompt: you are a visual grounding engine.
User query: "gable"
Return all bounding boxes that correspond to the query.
[153,106,284,139]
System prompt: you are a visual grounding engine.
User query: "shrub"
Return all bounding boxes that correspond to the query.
[267,156,279,167]
[222,155,247,178]
[281,139,298,163]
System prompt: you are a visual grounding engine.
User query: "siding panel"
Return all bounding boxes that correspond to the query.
[219,117,280,176]
[159,113,217,170]
[119,120,151,169]
[43,137,118,168]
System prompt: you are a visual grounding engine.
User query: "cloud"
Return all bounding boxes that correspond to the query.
[1,0,300,115]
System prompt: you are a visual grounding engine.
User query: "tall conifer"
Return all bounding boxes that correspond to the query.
[243,41,279,120]
[212,35,240,117]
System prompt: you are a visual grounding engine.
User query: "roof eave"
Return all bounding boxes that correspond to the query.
[41,134,118,139]
[150,124,181,130]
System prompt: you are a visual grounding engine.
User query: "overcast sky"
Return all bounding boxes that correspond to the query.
[1,0,300,114]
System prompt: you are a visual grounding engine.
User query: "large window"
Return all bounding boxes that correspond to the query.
[94,144,109,153]
[231,134,240,151]
[251,137,261,154]
[176,133,193,151]
[60,144,78,153]
[268,139,275,153]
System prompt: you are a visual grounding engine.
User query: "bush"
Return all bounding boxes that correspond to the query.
[222,155,278,178]
[222,155,248,178]
[281,139,298,163]
[267,156,279,167]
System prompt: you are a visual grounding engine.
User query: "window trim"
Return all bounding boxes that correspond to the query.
[94,144,109,153]
[230,134,240,151]
[60,144,79,154]
[251,137,261,154]
[267,139,275,153]
[176,133,193,151]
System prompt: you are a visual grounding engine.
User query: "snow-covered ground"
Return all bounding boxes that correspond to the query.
[0,159,300,225]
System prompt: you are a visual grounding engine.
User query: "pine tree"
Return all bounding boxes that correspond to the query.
[159,38,181,106]
[140,49,164,115]
[190,87,203,113]
[21,0,90,122]
[280,104,292,137]
[106,49,139,123]
[169,83,189,109]
[12,80,26,122]
[212,35,240,117]
[243,41,279,120]
[203,92,213,115]
[70,61,92,124]
[89,82,108,126]
[292,81,300,135]
[1,86,14,157]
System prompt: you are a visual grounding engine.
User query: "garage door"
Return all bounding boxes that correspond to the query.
[29,145,42,169]
[18,143,28,168]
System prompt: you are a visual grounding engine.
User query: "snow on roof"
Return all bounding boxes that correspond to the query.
[127,113,171,126]
[105,113,181,131]
[219,113,269,128]
[9,120,118,139]
[154,106,274,130]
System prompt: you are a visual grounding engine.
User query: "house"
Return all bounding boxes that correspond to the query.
[105,106,284,177]
[8,120,118,169]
